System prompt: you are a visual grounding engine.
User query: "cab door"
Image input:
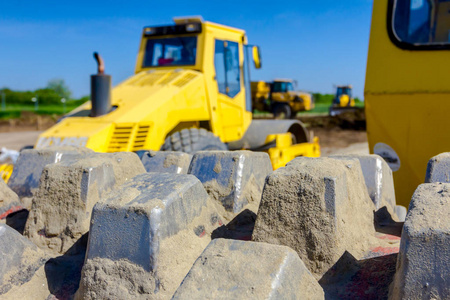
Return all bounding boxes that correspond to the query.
[213,39,247,141]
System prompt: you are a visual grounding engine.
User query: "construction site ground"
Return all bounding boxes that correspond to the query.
[0,111,369,155]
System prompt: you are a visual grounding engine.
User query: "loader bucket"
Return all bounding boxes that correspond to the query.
[228,120,309,151]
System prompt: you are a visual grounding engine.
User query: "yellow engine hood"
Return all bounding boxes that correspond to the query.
[36,69,210,152]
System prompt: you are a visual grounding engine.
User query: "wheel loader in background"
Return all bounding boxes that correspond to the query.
[366,0,450,207]
[251,79,314,119]
[31,17,319,172]
[329,85,356,116]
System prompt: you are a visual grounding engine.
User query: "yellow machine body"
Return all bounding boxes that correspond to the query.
[337,94,355,108]
[0,163,13,183]
[365,0,450,206]
[251,79,314,115]
[329,85,356,116]
[36,17,320,169]
[251,81,271,112]
[333,85,355,108]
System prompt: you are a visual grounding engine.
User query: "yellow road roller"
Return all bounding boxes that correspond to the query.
[32,17,320,172]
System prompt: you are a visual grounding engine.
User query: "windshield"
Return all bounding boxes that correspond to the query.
[142,36,197,67]
[272,82,291,93]
[287,82,294,91]
[337,87,351,97]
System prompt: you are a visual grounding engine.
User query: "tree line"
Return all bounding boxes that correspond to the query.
[0,79,88,106]
[312,93,363,104]
[0,80,362,107]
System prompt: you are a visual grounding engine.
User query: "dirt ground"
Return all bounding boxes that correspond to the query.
[0,127,368,156]
[0,131,42,151]
[0,110,369,155]
[313,127,368,156]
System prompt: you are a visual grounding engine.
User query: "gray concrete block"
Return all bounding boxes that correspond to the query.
[394,205,407,222]
[24,152,145,253]
[139,150,192,174]
[188,151,272,216]
[0,224,47,295]
[89,152,146,186]
[7,146,93,198]
[172,239,324,300]
[0,179,22,219]
[390,183,450,299]
[252,157,376,278]
[331,154,396,210]
[76,172,222,299]
[425,152,450,183]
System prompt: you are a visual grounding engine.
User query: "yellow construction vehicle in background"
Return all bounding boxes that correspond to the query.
[251,79,314,119]
[366,0,450,207]
[329,85,356,116]
[33,17,320,170]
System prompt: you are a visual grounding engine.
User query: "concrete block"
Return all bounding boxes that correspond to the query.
[24,152,145,253]
[252,157,376,278]
[425,152,450,183]
[0,179,22,219]
[172,239,324,299]
[75,172,222,299]
[188,151,272,217]
[390,183,450,299]
[139,150,192,174]
[394,205,407,222]
[92,152,146,186]
[7,146,93,199]
[0,224,47,295]
[331,154,396,210]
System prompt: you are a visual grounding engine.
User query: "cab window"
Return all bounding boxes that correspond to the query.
[272,82,286,93]
[143,36,197,67]
[214,40,241,98]
[392,0,450,46]
[287,82,294,91]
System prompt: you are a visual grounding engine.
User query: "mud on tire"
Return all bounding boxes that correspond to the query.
[161,128,228,153]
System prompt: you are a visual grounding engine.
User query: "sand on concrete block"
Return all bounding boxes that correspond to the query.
[95,152,146,185]
[425,152,450,183]
[331,154,396,211]
[172,239,324,300]
[7,146,93,199]
[188,151,272,220]
[0,224,47,296]
[75,258,156,300]
[0,179,22,219]
[252,157,377,278]
[139,150,192,174]
[390,183,450,300]
[75,172,223,300]
[23,152,146,254]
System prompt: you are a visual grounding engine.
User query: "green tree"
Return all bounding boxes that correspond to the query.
[46,79,72,99]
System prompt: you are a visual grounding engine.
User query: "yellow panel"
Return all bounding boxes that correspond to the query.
[366,93,450,207]
[0,163,14,183]
[366,0,450,207]
[366,0,450,94]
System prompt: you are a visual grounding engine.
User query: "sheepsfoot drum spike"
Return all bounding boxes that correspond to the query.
[90,52,111,117]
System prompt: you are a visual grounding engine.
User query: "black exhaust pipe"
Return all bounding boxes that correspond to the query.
[90,52,111,117]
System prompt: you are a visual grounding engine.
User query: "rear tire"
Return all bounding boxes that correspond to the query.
[161,128,228,153]
[273,104,292,119]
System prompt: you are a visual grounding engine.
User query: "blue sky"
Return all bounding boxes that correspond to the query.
[0,0,373,99]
